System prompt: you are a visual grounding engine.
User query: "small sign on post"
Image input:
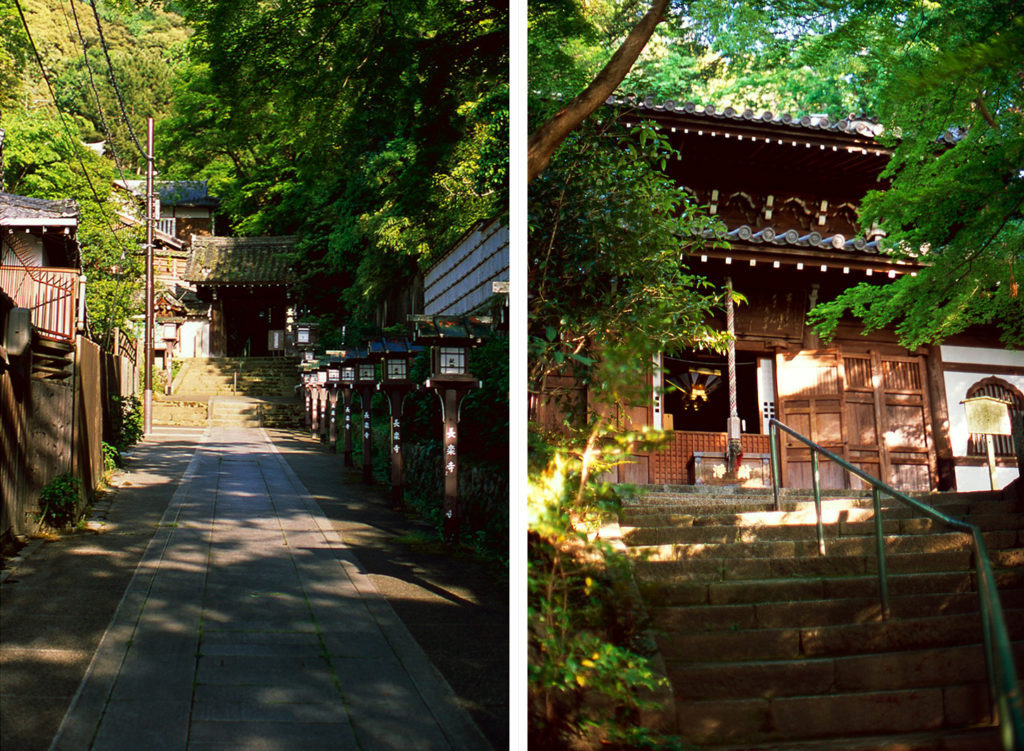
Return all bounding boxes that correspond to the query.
[962,395,1012,490]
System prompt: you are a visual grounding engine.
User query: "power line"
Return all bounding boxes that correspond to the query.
[67,0,135,186]
[65,0,143,343]
[12,0,141,345]
[87,0,147,160]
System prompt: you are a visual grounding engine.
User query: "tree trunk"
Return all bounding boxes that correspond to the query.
[527,0,670,183]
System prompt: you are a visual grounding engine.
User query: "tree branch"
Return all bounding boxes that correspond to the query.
[527,0,670,183]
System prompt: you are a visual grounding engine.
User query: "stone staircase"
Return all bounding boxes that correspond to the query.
[172,356,301,397]
[153,356,303,428]
[621,485,1024,750]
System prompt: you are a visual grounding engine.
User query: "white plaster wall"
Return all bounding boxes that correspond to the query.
[178,319,210,358]
[955,465,1020,492]
[941,346,1024,369]
[941,345,1024,491]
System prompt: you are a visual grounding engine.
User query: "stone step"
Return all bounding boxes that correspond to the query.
[650,591,1024,633]
[628,530,995,563]
[643,570,1005,607]
[710,727,1001,751]
[633,549,976,583]
[621,515,1019,546]
[665,644,993,702]
[672,686,991,747]
[152,401,208,427]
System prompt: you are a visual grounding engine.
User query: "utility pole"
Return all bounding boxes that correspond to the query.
[143,117,154,435]
[725,277,741,473]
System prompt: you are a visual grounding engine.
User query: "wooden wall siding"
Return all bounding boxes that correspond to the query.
[0,265,80,342]
[652,431,771,484]
[423,218,508,315]
[776,349,936,491]
[76,337,104,494]
[1,337,127,541]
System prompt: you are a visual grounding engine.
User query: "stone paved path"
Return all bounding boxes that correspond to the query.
[46,427,489,751]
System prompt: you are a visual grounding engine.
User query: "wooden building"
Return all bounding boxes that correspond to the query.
[183,235,297,357]
[577,99,1022,493]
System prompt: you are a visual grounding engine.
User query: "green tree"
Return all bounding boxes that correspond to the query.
[528,115,727,748]
[161,0,508,325]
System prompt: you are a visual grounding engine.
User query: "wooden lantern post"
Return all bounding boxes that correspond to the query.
[339,358,356,467]
[411,315,489,547]
[370,339,423,510]
[300,367,315,430]
[315,365,329,444]
[324,353,342,453]
[347,349,377,482]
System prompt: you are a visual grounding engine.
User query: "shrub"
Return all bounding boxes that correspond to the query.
[36,474,82,530]
[110,394,143,452]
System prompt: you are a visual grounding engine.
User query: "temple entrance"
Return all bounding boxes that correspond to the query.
[663,350,767,435]
[775,348,935,491]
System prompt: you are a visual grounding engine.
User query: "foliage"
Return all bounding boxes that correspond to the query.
[109,394,143,452]
[529,446,684,750]
[529,116,728,411]
[528,113,724,747]
[807,5,1024,348]
[36,473,82,530]
[160,0,508,327]
[102,441,120,474]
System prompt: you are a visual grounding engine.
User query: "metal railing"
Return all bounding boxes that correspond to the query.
[768,417,1024,749]
[0,265,81,342]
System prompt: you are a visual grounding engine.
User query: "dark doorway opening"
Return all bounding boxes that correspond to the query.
[664,350,762,434]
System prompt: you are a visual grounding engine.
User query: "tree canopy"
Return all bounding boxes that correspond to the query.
[530,0,1023,349]
[2,0,507,338]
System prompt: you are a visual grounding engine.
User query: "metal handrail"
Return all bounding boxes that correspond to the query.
[768,417,1024,750]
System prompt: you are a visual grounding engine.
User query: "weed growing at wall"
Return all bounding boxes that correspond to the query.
[36,474,82,531]
[110,395,143,452]
[102,442,119,477]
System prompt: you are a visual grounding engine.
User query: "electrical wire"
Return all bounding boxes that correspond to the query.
[66,0,144,344]
[86,0,147,160]
[12,0,141,347]
[67,0,135,187]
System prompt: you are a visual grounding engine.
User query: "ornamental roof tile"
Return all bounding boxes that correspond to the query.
[0,192,79,226]
[607,96,886,138]
[184,235,298,285]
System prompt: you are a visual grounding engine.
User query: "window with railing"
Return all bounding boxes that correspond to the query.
[0,265,80,342]
[156,217,177,237]
[966,377,1023,457]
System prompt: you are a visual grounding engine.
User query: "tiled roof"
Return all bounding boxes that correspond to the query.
[115,179,219,207]
[699,223,881,253]
[0,192,78,226]
[607,96,887,138]
[184,236,298,285]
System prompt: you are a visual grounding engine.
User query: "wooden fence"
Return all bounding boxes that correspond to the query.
[0,294,137,542]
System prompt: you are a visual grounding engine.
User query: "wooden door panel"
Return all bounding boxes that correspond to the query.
[883,404,928,448]
[848,401,877,446]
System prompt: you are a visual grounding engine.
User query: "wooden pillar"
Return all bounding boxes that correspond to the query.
[319,387,329,444]
[924,345,956,490]
[358,385,374,482]
[440,386,475,546]
[310,384,320,439]
[383,387,412,509]
[327,388,339,453]
[342,387,354,467]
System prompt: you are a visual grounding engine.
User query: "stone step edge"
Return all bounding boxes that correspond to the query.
[700,724,998,751]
